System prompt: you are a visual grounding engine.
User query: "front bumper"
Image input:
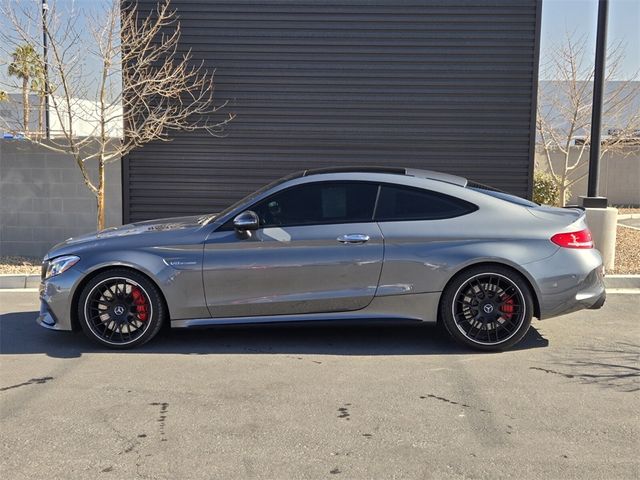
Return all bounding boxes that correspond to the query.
[36,267,84,331]
[36,298,61,330]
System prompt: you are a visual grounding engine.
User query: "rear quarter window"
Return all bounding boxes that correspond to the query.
[375,185,477,221]
[468,186,539,207]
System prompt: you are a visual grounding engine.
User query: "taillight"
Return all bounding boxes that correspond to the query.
[550,229,594,249]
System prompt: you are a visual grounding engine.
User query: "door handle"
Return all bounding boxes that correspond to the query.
[337,234,370,244]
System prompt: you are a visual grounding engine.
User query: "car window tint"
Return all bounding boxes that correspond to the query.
[468,187,539,207]
[253,182,378,227]
[375,185,476,221]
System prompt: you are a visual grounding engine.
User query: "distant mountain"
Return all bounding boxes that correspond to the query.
[537,81,640,139]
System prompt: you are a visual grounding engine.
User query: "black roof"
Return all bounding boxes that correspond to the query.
[301,166,468,187]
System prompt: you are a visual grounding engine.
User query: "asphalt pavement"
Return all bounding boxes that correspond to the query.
[1,291,638,479]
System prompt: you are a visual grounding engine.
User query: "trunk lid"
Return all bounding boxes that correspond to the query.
[527,205,585,224]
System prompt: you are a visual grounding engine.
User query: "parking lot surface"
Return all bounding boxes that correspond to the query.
[1,291,638,479]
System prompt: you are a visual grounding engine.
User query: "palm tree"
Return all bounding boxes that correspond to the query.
[7,44,43,132]
[30,64,46,137]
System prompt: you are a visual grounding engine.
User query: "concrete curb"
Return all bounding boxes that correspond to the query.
[617,213,640,220]
[604,275,640,289]
[0,274,40,289]
[618,222,640,231]
[1,273,638,290]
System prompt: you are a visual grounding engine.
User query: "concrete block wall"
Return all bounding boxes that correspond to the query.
[535,147,640,206]
[0,140,122,258]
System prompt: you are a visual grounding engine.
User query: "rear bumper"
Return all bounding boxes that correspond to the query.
[525,248,606,320]
[588,290,606,310]
[567,266,606,314]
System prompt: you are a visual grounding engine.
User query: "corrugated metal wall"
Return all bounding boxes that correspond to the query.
[123,0,541,223]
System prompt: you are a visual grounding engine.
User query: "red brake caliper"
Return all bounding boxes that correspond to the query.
[131,287,148,321]
[500,295,514,320]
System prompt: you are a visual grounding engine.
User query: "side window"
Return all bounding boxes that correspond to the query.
[252,182,378,227]
[375,185,477,221]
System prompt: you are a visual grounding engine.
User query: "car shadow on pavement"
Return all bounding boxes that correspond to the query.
[544,343,640,393]
[0,311,549,358]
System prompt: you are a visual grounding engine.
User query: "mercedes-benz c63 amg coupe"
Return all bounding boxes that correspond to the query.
[38,167,605,350]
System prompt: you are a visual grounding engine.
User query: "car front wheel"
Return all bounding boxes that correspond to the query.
[439,266,533,351]
[77,269,165,349]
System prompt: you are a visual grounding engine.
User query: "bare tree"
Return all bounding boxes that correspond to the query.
[0,0,234,229]
[536,34,640,206]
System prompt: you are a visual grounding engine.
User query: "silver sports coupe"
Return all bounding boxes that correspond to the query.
[38,167,605,351]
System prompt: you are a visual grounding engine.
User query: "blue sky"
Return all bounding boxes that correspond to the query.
[541,0,639,80]
[1,0,638,87]
[63,0,640,81]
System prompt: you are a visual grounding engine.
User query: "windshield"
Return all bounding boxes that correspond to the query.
[215,172,303,220]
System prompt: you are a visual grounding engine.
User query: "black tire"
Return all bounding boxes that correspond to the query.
[77,269,166,349]
[439,265,533,351]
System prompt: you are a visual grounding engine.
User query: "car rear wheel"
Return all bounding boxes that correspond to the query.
[439,266,533,351]
[77,269,165,349]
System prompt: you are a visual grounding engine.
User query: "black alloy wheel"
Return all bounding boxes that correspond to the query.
[440,266,533,351]
[77,269,165,349]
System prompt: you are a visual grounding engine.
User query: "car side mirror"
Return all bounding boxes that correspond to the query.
[233,210,259,237]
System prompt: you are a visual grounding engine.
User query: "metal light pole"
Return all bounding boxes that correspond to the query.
[581,0,617,273]
[42,0,50,139]
[582,0,608,208]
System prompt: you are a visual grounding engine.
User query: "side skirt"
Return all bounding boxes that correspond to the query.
[170,292,441,328]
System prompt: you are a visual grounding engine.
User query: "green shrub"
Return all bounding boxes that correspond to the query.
[533,170,568,206]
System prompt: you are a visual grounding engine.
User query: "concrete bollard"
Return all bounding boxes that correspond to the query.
[584,207,618,272]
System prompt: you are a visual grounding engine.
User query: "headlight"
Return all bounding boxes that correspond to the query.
[45,255,80,279]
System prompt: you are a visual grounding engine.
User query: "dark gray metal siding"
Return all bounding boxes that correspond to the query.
[123,0,541,223]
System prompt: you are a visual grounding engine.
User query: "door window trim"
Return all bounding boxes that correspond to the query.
[217,180,478,231]
[218,180,381,230]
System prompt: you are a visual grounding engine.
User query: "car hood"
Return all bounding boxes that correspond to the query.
[45,214,215,260]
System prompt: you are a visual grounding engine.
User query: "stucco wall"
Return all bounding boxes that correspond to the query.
[535,147,640,206]
[0,140,122,258]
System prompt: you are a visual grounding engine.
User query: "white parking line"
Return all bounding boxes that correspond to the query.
[0,288,39,293]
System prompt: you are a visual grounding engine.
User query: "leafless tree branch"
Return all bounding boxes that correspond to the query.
[536,32,640,206]
[0,0,234,228]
